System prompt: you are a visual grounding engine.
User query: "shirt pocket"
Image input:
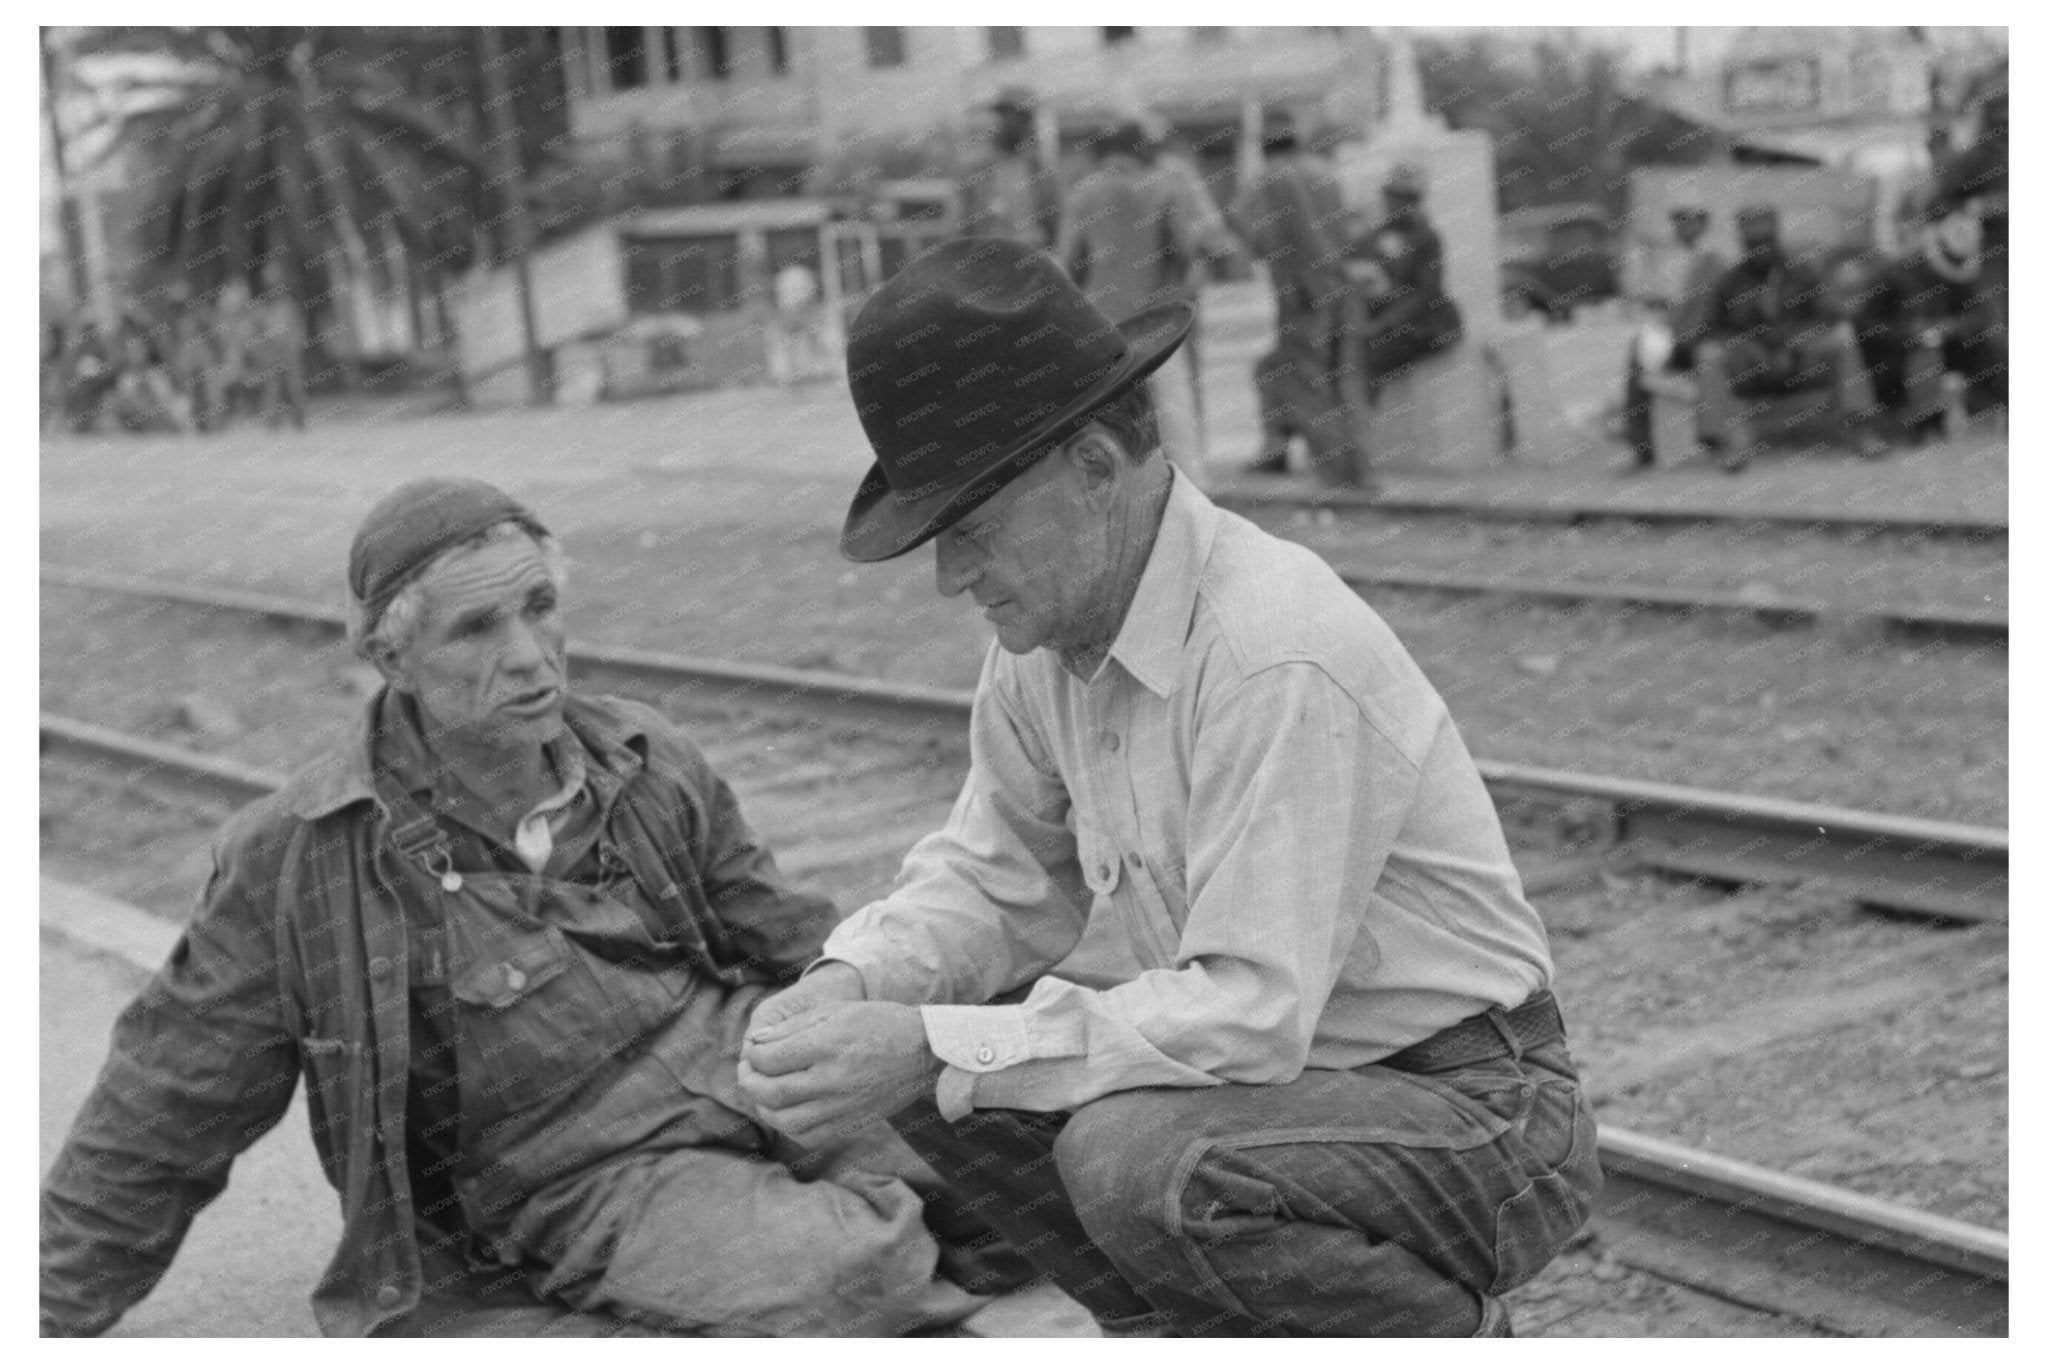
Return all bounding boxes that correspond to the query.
[1076,822,1182,970]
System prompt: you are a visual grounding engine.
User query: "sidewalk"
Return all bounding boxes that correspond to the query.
[1216,424,2010,533]
[38,878,1094,1338]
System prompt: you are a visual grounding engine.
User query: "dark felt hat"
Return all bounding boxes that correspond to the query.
[839,237,1190,563]
[348,477,548,627]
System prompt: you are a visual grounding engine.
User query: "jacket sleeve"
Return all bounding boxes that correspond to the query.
[40,814,302,1337]
[638,717,840,984]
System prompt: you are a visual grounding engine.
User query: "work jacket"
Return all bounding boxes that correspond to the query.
[40,691,834,1337]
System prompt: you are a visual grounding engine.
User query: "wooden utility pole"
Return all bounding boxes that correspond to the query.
[478,26,552,404]
[39,28,93,309]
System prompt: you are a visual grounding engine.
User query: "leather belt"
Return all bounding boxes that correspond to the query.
[1377,991,1565,1076]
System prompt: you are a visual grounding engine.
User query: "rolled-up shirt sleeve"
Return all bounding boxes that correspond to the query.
[916,662,1423,1117]
[818,656,1093,1010]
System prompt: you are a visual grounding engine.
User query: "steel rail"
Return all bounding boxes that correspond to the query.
[1331,565,2005,644]
[41,564,2007,922]
[1211,482,2008,542]
[38,716,2010,1335]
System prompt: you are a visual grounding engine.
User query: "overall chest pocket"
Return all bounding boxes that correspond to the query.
[449,927,646,1118]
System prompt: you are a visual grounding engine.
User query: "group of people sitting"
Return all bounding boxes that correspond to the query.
[1625,196,2006,474]
[43,272,309,437]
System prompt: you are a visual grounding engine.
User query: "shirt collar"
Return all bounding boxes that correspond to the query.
[1103,467,1220,699]
[287,687,645,822]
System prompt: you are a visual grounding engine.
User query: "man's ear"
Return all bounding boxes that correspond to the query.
[1066,427,1124,500]
[367,642,413,695]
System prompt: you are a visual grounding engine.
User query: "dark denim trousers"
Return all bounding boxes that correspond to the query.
[891,1036,1603,1337]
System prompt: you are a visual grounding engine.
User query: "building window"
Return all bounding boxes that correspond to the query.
[987,27,1025,61]
[660,29,684,82]
[697,27,734,80]
[1102,27,1137,47]
[625,236,741,314]
[603,27,650,90]
[1192,27,1228,45]
[767,26,790,75]
[865,27,907,68]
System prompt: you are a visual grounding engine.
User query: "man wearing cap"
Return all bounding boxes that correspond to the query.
[1695,204,1886,471]
[738,238,1603,1337]
[958,87,1059,249]
[1226,112,1362,483]
[40,479,983,1337]
[1348,164,1463,407]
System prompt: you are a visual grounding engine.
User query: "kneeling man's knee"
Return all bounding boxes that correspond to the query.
[1052,1091,1204,1246]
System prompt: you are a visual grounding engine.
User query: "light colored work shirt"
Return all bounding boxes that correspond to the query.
[820,473,1552,1119]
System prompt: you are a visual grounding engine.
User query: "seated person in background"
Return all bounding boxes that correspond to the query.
[41,478,983,1339]
[1852,205,2006,440]
[1347,163,1463,406]
[1694,204,1886,472]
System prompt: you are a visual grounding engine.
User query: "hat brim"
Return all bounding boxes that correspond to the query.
[839,302,1193,563]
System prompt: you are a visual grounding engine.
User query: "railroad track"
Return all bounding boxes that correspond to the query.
[38,713,2010,1336]
[40,564,2009,923]
[1211,480,2008,544]
[1330,564,2005,644]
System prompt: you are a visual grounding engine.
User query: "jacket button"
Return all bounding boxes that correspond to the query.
[374,1284,404,1310]
[504,965,527,991]
[1102,732,1121,752]
[367,957,393,980]
[975,1046,995,1065]
[1097,862,1113,883]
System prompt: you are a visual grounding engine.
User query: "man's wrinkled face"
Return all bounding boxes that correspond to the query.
[389,534,568,751]
[932,447,1104,657]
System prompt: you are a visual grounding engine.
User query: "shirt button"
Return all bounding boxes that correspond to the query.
[504,965,527,992]
[367,957,393,980]
[374,1284,404,1310]
[1126,851,1143,868]
[975,1046,995,1065]
[1102,732,1121,752]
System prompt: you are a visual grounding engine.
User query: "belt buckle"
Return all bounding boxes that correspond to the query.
[1482,1005,1525,1063]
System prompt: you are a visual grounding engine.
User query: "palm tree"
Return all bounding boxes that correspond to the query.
[60,26,569,356]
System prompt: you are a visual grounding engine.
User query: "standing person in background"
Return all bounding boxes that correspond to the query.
[1620,206,1726,470]
[245,263,311,430]
[1227,113,1360,486]
[1934,80,2006,326]
[1057,120,1209,485]
[958,87,1059,250]
[1139,118,1243,458]
[1853,204,2005,439]
[167,284,230,433]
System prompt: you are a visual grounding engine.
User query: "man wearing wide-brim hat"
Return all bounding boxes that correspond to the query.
[738,237,1603,1337]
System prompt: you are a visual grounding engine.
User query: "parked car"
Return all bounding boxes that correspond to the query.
[1499,203,1619,322]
